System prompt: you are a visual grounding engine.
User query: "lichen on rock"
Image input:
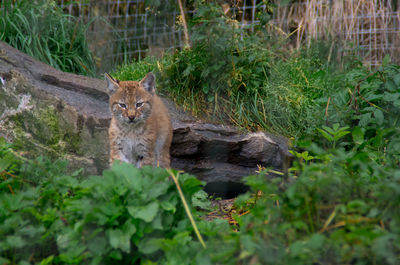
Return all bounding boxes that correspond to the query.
[0,45,110,175]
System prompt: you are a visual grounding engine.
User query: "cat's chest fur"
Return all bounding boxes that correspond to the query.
[114,123,147,163]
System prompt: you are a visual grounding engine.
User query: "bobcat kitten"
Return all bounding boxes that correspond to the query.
[105,72,173,168]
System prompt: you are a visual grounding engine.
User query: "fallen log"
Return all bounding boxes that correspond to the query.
[0,41,291,188]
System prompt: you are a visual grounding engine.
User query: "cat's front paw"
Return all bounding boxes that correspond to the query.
[135,155,144,168]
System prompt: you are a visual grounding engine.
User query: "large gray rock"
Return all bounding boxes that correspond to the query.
[0,41,291,183]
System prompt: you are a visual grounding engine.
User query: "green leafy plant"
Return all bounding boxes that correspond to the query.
[111,56,161,83]
[113,2,340,138]
[195,59,400,265]
[0,139,208,264]
[317,123,350,148]
[55,164,205,264]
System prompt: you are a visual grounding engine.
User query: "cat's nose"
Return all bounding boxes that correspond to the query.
[128,115,135,122]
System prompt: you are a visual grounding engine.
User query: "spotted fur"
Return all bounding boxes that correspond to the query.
[105,72,172,168]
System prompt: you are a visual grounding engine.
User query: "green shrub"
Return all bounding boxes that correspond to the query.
[0,0,96,76]
[111,56,162,86]
[112,2,342,138]
[0,140,207,264]
[197,62,400,265]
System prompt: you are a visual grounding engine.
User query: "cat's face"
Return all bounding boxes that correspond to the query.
[105,73,156,125]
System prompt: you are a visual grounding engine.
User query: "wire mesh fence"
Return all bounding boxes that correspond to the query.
[272,0,400,67]
[56,0,186,71]
[1,0,399,68]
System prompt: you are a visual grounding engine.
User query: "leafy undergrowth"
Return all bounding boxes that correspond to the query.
[0,146,209,264]
[2,61,400,264]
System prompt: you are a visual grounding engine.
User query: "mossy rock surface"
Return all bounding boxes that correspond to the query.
[0,43,110,175]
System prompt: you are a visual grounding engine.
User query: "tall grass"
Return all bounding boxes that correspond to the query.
[273,0,400,67]
[113,33,340,138]
[222,45,337,137]
[0,0,96,76]
[112,1,396,138]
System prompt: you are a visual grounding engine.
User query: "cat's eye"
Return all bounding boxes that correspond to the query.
[136,102,143,108]
[119,103,127,109]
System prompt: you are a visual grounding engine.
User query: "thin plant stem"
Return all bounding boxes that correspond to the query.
[166,169,206,249]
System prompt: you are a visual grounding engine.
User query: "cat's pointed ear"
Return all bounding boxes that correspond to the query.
[104,73,119,94]
[140,72,156,94]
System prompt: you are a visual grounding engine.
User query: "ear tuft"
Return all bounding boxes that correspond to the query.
[140,72,156,94]
[104,73,119,94]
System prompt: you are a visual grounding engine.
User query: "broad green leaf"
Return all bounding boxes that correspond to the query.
[372,130,383,147]
[138,238,162,254]
[180,174,204,195]
[191,190,211,210]
[393,73,400,86]
[382,54,391,66]
[359,113,372,127]
[99,202,123,218]
[317,128,334,142]
[122,220,137,237]
[110,162,142,191]
[87,236,107,256]
[302,151,314,161]
[383,92,399,102]
[301,151,309,159]
[307,234,325,250]
[39,255,54,265]
[374,109,384,125]
[332,123,340,131]
[385,80,398,92]
[352,127,364,145]
[321,125,335,135]
[372,234,398,264]
[347,200,368,214]
[127,201,159,223]
[6,235,26,248]
[289,150,302,158]
[106,229,131,253]
[160,201,176,212]
[108,250,122,260]
[337,126,350,132]
[58,242,86,264]
[148,181,170,199]
[195,254,212,265]
[334,130,350,141]
[151,213,163,230]
[289,241,306,257]
[0,153,14,172]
